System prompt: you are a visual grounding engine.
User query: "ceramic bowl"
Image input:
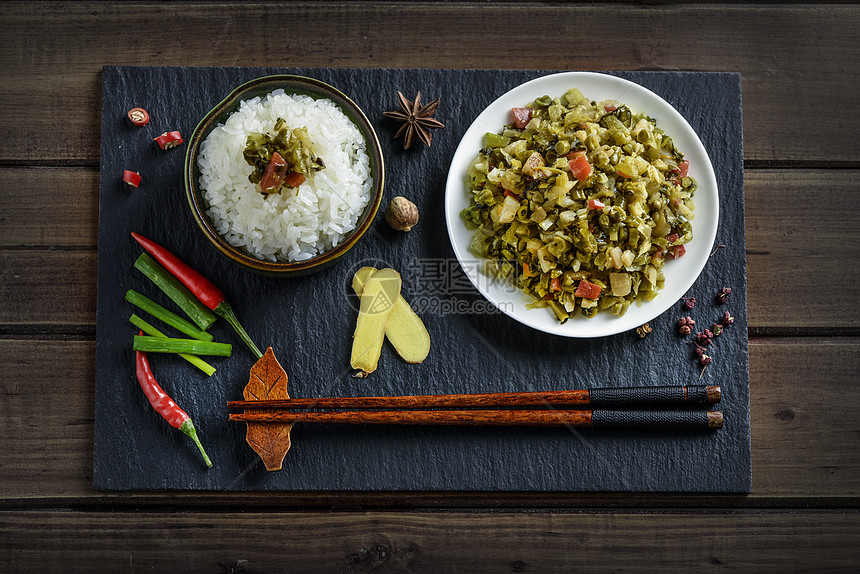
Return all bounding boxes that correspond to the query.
[184,75,384,276]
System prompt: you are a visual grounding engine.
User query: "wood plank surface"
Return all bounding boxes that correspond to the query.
[1,3,858,164]
[0,168,99,248]
[745,170,860,331]
[0,338,856,502]
[1,510,858,573]
[0,250,97,327]
[3,169,857,331]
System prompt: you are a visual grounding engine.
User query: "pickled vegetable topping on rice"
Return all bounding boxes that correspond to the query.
[244,118,325,194]
[460,88,697,322]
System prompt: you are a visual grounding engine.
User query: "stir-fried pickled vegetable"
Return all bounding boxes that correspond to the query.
[243,118,325,194]
[460,88,697,322]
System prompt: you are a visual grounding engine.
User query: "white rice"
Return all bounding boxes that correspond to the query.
[198,90,372,262]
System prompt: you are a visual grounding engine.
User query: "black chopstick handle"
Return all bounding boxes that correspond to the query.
[590,409,723,430]
[588,385,719,408]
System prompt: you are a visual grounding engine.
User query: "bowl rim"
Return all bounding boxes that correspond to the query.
[184,74,385,273]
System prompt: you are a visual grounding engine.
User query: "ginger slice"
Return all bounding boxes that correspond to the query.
[352,267,431,364]
[350,268,402,376]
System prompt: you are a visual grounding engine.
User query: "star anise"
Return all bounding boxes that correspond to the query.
[383,91,445,149]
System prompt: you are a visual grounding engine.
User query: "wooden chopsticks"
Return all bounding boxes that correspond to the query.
[228,385,723,430]
[229,409,723,429]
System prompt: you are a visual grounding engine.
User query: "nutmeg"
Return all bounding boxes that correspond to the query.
[385,196,419,232]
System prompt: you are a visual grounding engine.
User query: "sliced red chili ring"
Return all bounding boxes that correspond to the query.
[127,107,150,126]
[154,131,183,150]
[123,170,142,188]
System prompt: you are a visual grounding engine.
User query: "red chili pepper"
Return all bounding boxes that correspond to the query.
[154,131,183,150]
[135,339,211,467]
[122,170,142,188]
[130,232,263,359]
[127,107,150,126]
[587,198,605,210]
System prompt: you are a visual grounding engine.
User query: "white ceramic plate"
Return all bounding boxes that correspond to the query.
[444,72,719,338]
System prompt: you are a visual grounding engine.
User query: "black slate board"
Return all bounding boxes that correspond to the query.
[94,66,750,492]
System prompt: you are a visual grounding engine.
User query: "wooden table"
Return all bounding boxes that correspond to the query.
[1,2,858,571]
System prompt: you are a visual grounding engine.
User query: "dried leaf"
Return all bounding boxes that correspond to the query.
[243,347,293,471]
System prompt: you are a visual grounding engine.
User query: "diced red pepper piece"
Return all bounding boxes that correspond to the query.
[122,170,141,188]
[651,246,665,262]
[550,277,561,292]
[575,279,602,300]
[283,171,306,188]
[154,131,183,150]
[511,107,532,129]
[667,233,680,243]
[587,198,605,210]
[259,152,289,193]
[127,107,150,126]
[569,155,592,181]
[604,104,617,112]
[521,262,530,277]
[666,245,687,260]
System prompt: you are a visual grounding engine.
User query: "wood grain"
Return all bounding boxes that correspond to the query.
[0,168,98,248]
[2,169,857,330]
[1,3,858,164]
[745,170,860,330]
[0,250,96,326]
[0,338,856,502]
[1,510,858,573]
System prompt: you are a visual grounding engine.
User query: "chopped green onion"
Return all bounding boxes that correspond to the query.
[132,335,232,357]
[125,289,213,342]
[134,253,217,331]
[129,314,216,376]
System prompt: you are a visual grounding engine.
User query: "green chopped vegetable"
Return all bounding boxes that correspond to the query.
[132,335,232,357]
[129,314,216,376]
[134,253,217,331]
[125,289,213,342]
[461,88,697,321]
